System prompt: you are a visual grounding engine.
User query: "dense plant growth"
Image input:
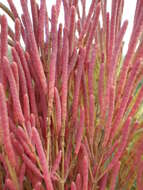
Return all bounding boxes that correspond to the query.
[0,0,143,189]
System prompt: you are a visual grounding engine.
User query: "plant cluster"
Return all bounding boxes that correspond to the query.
[0,0,143,189]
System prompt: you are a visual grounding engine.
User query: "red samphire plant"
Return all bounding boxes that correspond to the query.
[0,0,143,189]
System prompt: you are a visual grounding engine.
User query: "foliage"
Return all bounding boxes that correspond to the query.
[0,0,143,189]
